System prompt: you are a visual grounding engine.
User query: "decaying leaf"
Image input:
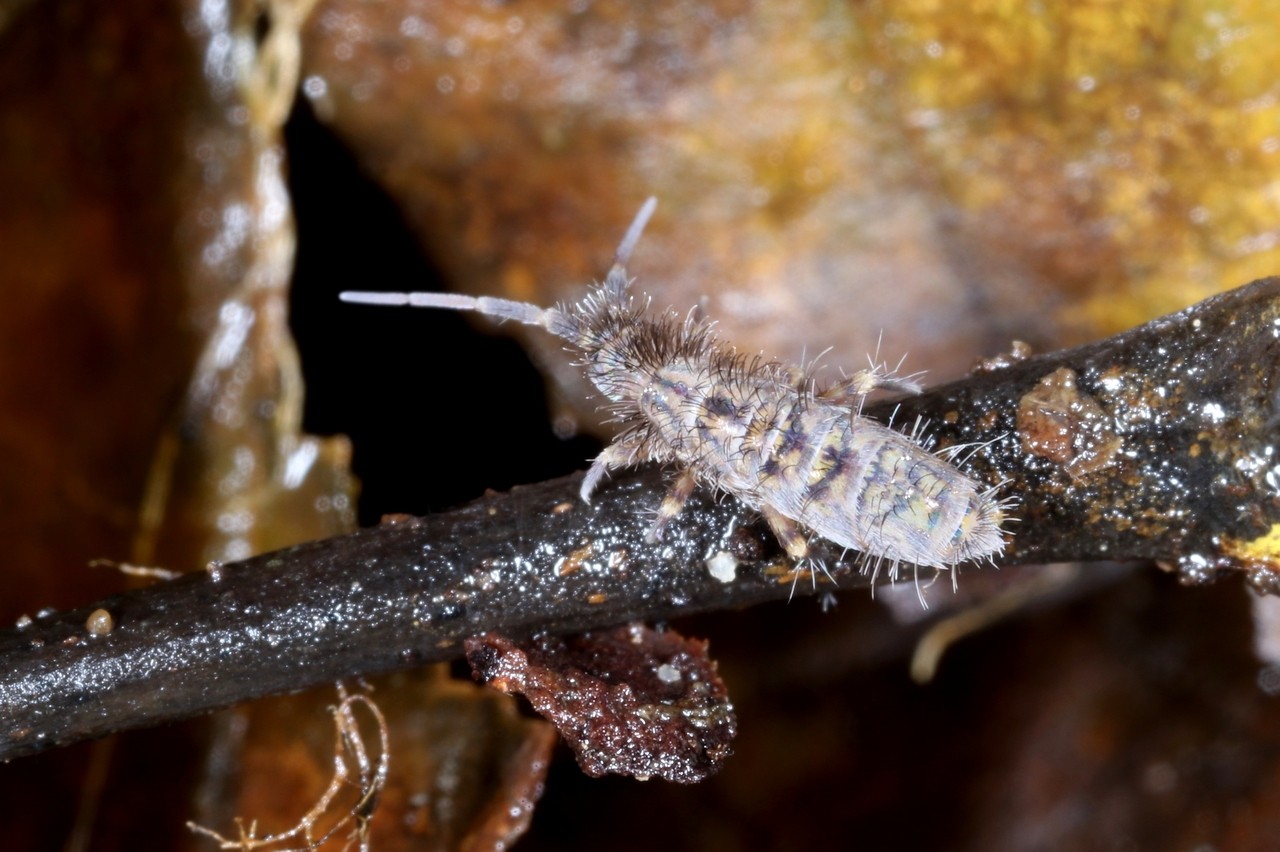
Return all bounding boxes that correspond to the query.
[466,624,736,783]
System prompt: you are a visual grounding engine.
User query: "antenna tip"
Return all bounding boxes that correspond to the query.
[339,291,409,306]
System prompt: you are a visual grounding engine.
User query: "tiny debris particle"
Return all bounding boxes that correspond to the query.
[86,608,114,636]
[656,663,682,684]
[705,551,738,583]
[206,560,225,582]
[89,558,181,581]
[558,544,594,576]
[14,614,32,629]
[377,512,420,527]
[1017,366,1123,479]
[551,501,575,514]
[587,592,608,605]
[973,339,1033,372]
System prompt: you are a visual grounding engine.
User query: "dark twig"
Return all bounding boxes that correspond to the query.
[3,276,1280,762]
[882,275,1280,587]
[0,469,809,763]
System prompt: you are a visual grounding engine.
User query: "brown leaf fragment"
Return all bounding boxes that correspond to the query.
[182,669,554,852]
[464,624,736,784]
[369,668,554,852]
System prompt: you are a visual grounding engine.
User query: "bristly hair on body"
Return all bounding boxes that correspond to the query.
[341,198,1010,604]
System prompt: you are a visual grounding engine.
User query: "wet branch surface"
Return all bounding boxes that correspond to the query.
[3,276,1280,762]
[896,275,1280,583]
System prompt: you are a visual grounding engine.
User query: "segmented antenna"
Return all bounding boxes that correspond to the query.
[338,289,553,327]
[604,196,657,294]
[338,197,660,341]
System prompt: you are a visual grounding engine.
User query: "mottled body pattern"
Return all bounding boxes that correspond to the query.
[342,199,1007,591]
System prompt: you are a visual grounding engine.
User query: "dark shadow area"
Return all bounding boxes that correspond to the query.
[285,99,599,524]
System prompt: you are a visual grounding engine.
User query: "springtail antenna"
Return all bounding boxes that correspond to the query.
[603,196,657,296]
[338,289,561,330]
[615,197,657,269]
[339,197,658,336]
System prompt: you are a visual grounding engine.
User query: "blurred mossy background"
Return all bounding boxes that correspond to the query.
[2,0,1279,848]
